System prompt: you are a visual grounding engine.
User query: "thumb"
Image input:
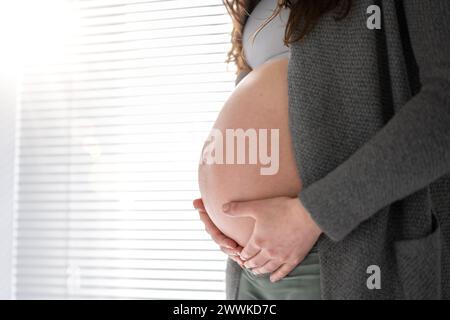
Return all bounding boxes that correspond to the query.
[222,200,258,218]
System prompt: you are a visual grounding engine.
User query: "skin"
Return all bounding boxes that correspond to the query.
[193,198,246,268]
[197,58,301,248]
[194,197,322,282]
[195,58,323,282]
[222,196,322,282]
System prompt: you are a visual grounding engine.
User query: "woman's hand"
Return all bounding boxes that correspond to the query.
[222,196,322,282]
[193,198,246,267]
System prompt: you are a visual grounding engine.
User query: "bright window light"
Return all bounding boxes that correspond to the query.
[12,0,236,299]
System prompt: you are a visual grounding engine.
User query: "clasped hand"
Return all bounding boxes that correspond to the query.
[193,196,322,282]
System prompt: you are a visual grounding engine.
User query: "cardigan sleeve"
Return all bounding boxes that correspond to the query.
[298,0,450,242]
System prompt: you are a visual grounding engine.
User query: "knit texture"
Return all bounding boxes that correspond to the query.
[226,0,450,300]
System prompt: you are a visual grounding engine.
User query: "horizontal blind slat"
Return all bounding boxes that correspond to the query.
[14,0,233,300]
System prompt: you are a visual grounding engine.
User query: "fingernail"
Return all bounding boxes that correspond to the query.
[225,242,237,249]
[222,203,230,212]
[270,277,279,283]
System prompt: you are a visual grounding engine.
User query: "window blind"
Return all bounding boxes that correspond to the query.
[13,0,236,299]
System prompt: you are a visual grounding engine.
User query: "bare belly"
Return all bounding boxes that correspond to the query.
[198,58,302,247]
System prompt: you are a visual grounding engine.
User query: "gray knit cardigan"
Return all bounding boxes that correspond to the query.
[225,0,450,300]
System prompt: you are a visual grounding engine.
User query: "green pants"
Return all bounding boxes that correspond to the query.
[237,251,321,300]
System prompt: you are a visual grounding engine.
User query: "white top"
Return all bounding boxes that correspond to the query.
[242,0,291,69]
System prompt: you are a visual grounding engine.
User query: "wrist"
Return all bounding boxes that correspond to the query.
[294,197,322,237]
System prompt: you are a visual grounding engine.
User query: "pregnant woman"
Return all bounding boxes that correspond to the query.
[195,0,450,300]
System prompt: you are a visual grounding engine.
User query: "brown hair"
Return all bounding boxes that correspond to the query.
[223,0,352,72]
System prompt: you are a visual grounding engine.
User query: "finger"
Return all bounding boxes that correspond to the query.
[193,198,205,210]
[197,207,209,219]
[194,200,208,217]
[221,246,243,257]
[243,250,270,269]
[270,263,297,283]
[222,200,263,218]
[229,255,245,268]
[221,245,245,267]
[197,210,238,249]
[252,260,283,275]
[239,238,261,261]
[197,207,213,225]
[210,229,239,250]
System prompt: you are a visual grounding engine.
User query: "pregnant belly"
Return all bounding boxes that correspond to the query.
[198,58,302,247]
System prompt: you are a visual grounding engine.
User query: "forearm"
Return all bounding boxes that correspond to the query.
[299,86,450,241]
[299,0,450,241]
